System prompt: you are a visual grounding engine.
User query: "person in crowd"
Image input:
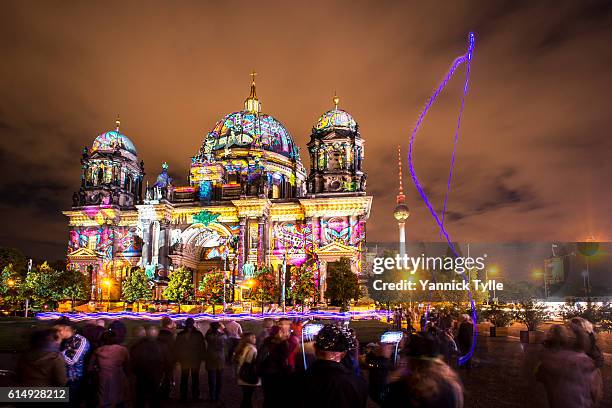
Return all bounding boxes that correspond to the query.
[258,325,293,407]
[365,341,394,404]
[108,320,127,345]
[419,313,427,332]
[55,317,90,407]
[204,322,227,403]
[234,332,260,408]
[82,319,106,351]
[127,326,147,350]
[130,325,168,408]
[568,317,604,368]
[294,326,317,375]
[256,318,274,348]
[224,319,243,363]
[17,328,66,387]
[158,317,176,399]
[536,324,602,408]
[88,330,130,408]
[383,333,464,408]
[174,317,205,403]
[456,314,473,368]
[340,327,360,376]
[438,328,458,364]
[303,324,368,408]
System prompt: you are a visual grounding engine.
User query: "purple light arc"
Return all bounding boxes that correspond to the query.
[407,32,477,364]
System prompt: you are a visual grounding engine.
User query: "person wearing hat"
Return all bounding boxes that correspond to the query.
[303,324,368,408]
[174,318,205,402]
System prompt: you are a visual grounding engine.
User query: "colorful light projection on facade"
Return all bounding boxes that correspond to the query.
[407,32,476,364]
[314,108,358,133]
[202,111,300,160]
[90,130,137,155]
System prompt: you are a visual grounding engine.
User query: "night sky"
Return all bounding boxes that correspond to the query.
[1,1,611,261]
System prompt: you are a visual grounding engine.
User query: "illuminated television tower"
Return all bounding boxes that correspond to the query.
[393,145,410,257]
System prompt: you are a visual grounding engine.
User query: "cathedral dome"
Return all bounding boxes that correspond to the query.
[313,94,358,134]
[90,130,137,155]
[201,110,300,160]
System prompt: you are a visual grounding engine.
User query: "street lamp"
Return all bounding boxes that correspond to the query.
[532,268,547,299]
[486,265,499,303]
[102,278,112,312]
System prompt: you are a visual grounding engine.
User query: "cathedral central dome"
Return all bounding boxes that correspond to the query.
[201,110,300,160]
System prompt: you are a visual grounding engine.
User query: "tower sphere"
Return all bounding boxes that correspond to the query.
[393,203,410,221]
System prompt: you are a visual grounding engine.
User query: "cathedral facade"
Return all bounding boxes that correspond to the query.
[64,78,371,302]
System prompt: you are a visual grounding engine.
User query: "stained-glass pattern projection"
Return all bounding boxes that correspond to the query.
[321,217,351,245]
[90,131,137,155]
[202,111,299,159]
[272,222,307,264]
[314,109,357,133]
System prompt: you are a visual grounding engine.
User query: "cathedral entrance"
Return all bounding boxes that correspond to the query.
[169,221,236,293]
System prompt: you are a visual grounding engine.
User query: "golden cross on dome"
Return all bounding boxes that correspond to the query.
[333,91,340,109]
[115,114,121,131]
[250,69,258,85]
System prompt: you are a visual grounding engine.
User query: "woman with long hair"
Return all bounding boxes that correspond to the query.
[234,332,260,408]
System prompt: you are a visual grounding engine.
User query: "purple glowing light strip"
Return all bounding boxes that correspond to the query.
[407,32,477,365]
[35,310,388,322]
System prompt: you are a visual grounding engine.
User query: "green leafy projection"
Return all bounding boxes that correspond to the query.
[193,210,220,226]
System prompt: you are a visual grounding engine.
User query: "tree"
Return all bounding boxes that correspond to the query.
[482,303,513,327]
[121,268,152,312]
[0,264,23,310]
[0,248,27,278]
[514,301,549,331]
[59,269,89,312]
[198,270,224,314]
[325,257,361,311]
[24,262,64,309]
[290,266,316,311]
[251,266,279,313]
[163,267,195,313]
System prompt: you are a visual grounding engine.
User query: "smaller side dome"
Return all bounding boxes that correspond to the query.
[91,130,137,155]
[313,95,358,134]
[314,108,357,133]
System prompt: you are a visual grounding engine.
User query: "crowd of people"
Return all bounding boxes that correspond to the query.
[13,311,606,408]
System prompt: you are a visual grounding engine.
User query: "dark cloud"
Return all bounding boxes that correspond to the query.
[0,0,611,260]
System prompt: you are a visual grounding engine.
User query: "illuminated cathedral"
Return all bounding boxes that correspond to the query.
[64,75,371,302]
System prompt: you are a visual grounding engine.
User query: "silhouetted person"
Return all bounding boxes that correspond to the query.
[384,333,463,408]
[18,328,66,387]
[131,326,168,408]
[88,330,129,408]
[456,314,473,368]
[158,316,176,399]
[303,325,368,408]
[175,318,204,402]
[536,324,602,408]
[204,322,227,402]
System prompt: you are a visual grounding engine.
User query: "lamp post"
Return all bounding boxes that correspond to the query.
[486,265,499,303]
[102,278,111,312]
[532,268,548,299]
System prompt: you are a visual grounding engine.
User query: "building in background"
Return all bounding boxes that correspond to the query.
[63,76,372,302]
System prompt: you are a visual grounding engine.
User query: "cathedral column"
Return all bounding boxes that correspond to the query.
[319,260,327,303]
[158,221,170,271]
[257,217,266,265]
[238,217,247,271]
[141,222,152,266]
